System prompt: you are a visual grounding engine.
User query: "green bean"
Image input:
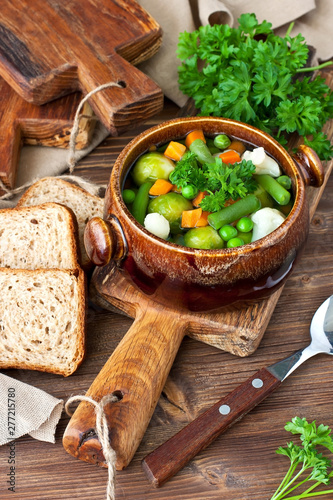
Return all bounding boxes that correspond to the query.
[207,195,261,230]
[254,174,291,206]
[189,138,214,164]
[253,185,274,208]
[276,175,292,190]
[213,134,231,150]
[131,181,153,225]
[122,189,136,205]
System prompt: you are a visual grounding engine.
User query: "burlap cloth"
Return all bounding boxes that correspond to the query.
[0,374,63,445]
[0,0,332,445]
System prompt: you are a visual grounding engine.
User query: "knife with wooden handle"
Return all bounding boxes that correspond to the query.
[142,296,333,487]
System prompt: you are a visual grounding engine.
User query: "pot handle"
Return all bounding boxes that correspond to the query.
[291,144,325,187]
[62,303,187,469]
[84,215,127,266]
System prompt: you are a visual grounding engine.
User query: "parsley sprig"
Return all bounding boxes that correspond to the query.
[177,14,333,160]
[271,417,333,500]
[169,152,257,212]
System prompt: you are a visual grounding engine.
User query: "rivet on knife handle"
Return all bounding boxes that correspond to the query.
[142,367,281,487]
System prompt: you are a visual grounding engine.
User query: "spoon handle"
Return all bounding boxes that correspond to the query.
[142,367,281,487]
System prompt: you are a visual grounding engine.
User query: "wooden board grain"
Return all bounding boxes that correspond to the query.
[0,78,95,188]
[0,0,163,134]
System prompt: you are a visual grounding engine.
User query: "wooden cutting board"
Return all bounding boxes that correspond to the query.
[0,78,95,189]
[0,0,163,134]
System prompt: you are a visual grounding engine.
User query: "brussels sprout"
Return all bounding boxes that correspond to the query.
[131,152,175,186]
[148,193,192,234]
[184,226,224,250]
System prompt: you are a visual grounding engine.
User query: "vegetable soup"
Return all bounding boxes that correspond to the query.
[122,130,293,250]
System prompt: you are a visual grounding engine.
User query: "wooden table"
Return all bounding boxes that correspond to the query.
[1,84,333,499]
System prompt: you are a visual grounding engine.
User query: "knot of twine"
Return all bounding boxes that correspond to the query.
[65,394,119,500]
[0,81,122,199]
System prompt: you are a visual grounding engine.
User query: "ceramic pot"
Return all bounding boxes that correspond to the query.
[85,117,324,312]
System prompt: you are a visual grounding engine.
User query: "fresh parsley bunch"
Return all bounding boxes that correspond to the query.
[271,417,333,499]
[169,152,257,212]
[177,14,333,160]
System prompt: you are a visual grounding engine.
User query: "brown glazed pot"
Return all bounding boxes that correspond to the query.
[86,117,324,312]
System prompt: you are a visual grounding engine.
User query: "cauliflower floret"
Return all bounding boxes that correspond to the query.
[144,213,170,240]
[251,207,285,242]
[242,147,281,177]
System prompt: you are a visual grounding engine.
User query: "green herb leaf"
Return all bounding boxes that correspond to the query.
[177,13,333,160]
[270,417,333,500]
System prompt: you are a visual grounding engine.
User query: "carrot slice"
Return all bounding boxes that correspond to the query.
[185,130,206,149]
[228,140,246,155]
[164,141,186,161]
[181,207,202,228]
[192,190,207,207]
[149,179,173,196]
[195,211,210,227]
[171,184,182,193]
[219,150,241,164]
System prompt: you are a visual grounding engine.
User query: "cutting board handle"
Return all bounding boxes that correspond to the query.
[78,53,163,134]
[63,302,186,469]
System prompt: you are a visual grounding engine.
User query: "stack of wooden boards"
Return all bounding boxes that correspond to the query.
[0,178,104,376]
[0,0,163,189]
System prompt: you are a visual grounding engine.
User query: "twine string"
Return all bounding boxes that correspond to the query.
[67,81,122,173]
[0,81,122,200]
[65,394,119,500]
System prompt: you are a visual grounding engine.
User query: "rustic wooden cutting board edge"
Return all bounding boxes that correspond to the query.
[0,0,164,134]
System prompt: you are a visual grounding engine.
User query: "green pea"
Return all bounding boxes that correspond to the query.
[236,217,253,233]
[227,237,244,248]
[219,225,238,241]
[213,134,231,150]
[276,175,292,190]
[182,184,199,200]
[122,189,136,205]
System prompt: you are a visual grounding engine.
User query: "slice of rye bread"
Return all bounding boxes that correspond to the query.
[0,202,79,270]
[0,268,86,376]
[17,177,104,269]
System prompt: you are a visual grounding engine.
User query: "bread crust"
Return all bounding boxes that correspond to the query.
[17,177,104,269]
[0,202,80,270]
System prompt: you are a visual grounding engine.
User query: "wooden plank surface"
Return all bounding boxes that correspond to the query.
[0,83,333,499]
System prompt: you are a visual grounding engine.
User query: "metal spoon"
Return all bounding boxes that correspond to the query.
[142,295,333,487]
